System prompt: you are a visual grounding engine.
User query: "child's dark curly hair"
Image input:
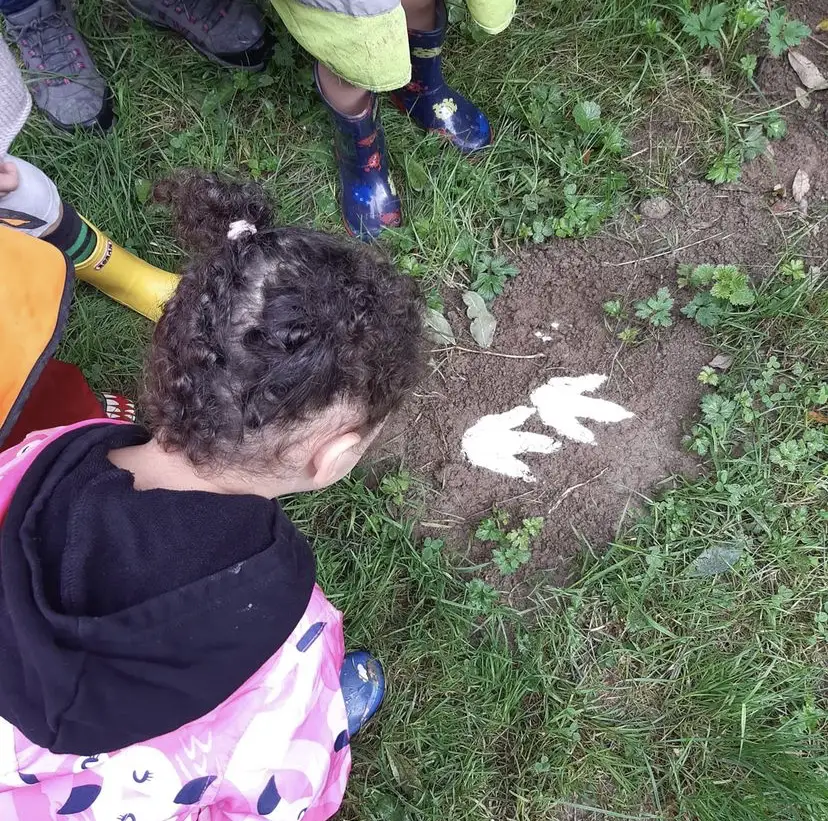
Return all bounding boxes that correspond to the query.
[144,170,425,471]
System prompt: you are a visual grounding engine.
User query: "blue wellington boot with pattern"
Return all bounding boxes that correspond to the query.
[390,0,492,154]
[340,651,386,738]
[315,66,402,241]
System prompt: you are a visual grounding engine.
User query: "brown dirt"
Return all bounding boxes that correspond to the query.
[374,4,828,585]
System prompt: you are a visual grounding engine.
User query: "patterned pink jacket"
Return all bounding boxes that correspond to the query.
[0,420,351,820]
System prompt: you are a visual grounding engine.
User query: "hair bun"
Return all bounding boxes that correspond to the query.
[227,220,258,240]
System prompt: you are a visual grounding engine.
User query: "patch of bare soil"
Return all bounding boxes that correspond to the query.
[375,7,827,584]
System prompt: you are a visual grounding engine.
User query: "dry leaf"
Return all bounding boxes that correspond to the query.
[687,543,744,577]
[808,410,828,425]
[795,86,811,108]
[709,353,733,371]
[424,308,456,346]
[792,169,811,203]
[789,50,828,91]
[463,291,496,349]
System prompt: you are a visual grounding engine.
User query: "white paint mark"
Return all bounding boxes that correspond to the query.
[534,331,553,342]
[530,374,634,444]
[461,405,561,482]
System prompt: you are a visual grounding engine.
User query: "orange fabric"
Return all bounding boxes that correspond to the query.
[0,228,69,431]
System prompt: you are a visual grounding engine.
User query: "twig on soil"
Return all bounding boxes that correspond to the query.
[603,231,731,266]
[548,468,609,514]
[446,346,547,360]
[808,35,828,53]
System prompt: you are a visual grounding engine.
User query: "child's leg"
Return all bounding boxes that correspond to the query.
[390,0,492,154]
[314,0,434,114]
[0,154,179,321]
[400,0,436,29]
[0,154,60,236]
[340,651,385,738]
[316,64,371,117]
[3,359,106,448]
[315,67,401,241]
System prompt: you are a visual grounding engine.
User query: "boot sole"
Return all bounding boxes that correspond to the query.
[125,2,273,72]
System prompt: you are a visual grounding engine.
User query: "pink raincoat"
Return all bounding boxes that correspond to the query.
[0,420,351,821]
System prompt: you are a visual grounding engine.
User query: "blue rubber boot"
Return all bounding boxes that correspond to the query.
[390,0,492,154]
[340,651,386,738]
[315,66,402,241]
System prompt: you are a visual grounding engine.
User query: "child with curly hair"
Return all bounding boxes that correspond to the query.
[0,171,425,820]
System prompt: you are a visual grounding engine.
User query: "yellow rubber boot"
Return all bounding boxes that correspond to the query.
[73,220,179,322]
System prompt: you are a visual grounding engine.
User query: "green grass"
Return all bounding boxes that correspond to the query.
[287,262,828,820]
[11,0,791,390]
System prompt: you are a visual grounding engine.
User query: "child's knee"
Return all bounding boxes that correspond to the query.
[0,155,62,237]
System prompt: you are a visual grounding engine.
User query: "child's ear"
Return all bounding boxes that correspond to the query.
[310,431,364,489]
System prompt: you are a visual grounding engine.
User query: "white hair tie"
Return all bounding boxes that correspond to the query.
[227,219,258,240]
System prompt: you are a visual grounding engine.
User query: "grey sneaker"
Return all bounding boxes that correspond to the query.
[125,0,273,71]
[5,0,113,131]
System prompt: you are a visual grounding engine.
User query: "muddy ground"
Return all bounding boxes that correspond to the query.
[375,2,827,585]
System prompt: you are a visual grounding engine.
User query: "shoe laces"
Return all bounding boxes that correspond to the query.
[7,11,87,87]
[160,0,229,32]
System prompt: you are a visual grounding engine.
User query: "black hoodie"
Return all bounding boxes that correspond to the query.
[0,423,315,755]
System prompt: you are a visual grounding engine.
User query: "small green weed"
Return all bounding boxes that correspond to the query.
[682,2,729,49]
[469,255,520,302]
[767,7,811,57]
[765,112,788,139]
[698,365,720,386]
[617,326,641,345]
[634,287,675,327]
[421,537,445,563]
[706,148,743,183]
[466,578,500,613]
[706,114,779,183]
[379,470,412,508]
[572,100,602,133]
[739,53,758,79]
[602,299,624,319]
[680,263,756,328]
[680,1,808,59]
[475,509,544,575]
[780,258,807,280]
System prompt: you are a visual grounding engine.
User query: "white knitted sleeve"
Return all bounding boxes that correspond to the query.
[0,37,32,156]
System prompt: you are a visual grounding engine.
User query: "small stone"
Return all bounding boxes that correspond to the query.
[639,196,672,220]
[709,353,733,371]
[792,169,810,203]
